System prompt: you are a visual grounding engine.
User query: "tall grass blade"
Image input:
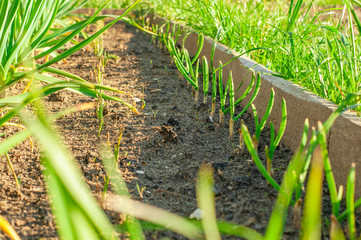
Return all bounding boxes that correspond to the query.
[0,216,20,240]
[202,56,209,103]
[2,0,143,91]
[264,148,304,239]
[197,164,221,240]
[330,215,346,240]
[229,70,235,137]
[34,0,111,60]
[287,0,303,32]
[210,67,217,117]
[344,0,361,35]
[317,122,340,217]
[300,145,323,240]
[105,195,203,239]
[18,109,115,239]
[294,118,309,201]
[346,162,356,240]
[100,146,145,240]
[216,221,263,240]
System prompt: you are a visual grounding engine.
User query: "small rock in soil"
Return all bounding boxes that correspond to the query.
[157,125,178,143]
[166,117,179,126]
[213,162,228,171]
[47,91,66,102]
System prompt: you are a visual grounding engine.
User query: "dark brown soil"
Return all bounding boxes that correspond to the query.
[0,14,344,240]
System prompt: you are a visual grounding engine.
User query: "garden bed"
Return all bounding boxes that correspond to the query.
[1,18,300,239]
[142,12,361,199]
[0,9,360,239]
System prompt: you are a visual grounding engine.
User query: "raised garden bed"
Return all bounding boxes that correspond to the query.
[1,5,361,240]
[142,12,361,198]
[1,18,297,239]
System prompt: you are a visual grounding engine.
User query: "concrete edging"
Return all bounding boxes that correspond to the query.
[146,15,361,196]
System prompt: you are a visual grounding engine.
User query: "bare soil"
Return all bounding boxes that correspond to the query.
[0,14,351,240]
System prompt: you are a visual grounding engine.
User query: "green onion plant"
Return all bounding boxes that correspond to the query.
[346,162,356,240]
[16,100,116,240]
[202,56,209,104]
[317,121,343,217]
[300,145,323,240]
[251,88,275,151]
[229,72,261,138]
[197,164,221,240]
[0,1,144,237]
[330,214,346,240]
[209,27,223,118]
[100,146,145,239]
[95,57,106,137]
[113,126,124,161]
[263,145,305,239]
[241,122,282,193]
[210,67,217,118]
[0,0,141,113]
[265,97,287,176]
[218,63,228,125]
[164,33,204,102]
[242,93,361,238]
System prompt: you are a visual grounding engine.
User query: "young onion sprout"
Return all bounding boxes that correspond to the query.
[164,34,204,102]
[229,72,261,138]
[265,97,287,176]
[252,88,275,151]
[218,62,229,126]
[202,56,209,104]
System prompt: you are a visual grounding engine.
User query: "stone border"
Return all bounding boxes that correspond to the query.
[146,15,361,196]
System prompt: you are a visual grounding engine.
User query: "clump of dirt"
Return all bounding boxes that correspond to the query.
[0,12,344,240]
